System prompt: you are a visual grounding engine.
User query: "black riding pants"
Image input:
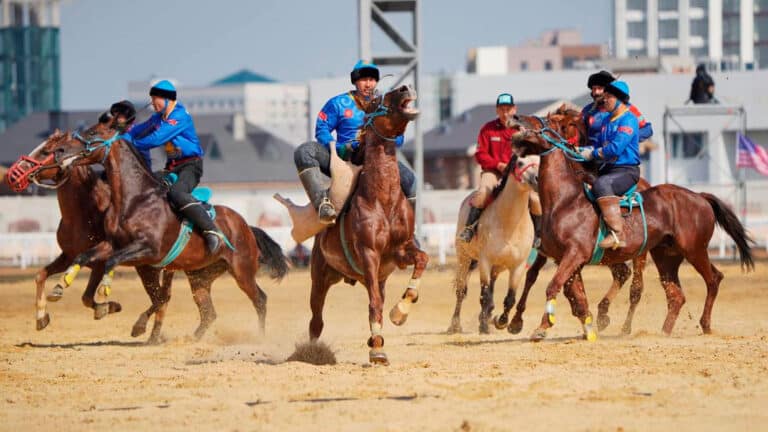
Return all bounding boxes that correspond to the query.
[166,159,203,209]
[592,164,640,198]
[294,140,417,199]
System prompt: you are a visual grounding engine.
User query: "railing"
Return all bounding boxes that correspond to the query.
[2,221,765,269]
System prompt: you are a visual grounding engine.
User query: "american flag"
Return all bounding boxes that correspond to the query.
[736,133,768,176]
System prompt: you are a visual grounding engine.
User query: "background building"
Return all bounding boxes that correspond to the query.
[0,0,60,132]
[613,0,768,70]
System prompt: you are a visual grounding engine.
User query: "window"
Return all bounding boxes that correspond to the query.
[723,16,741,42]
[756,46,768,68]
[723,0,740,13]
[659,0,678,11]
[690,0,707,9]
[670,132,705,159]
[627,0,647,11]
[659,20,679,38]
[628,21,647,39]
[544,60,553,70]
[755,15,768,42]
[690,18,708,38]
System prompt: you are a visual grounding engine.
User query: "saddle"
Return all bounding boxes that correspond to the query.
[582,183,647,264]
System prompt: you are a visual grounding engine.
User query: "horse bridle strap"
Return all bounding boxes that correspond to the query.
[362,101,399,142]
[73,130,122,164]
[531,116,588,162]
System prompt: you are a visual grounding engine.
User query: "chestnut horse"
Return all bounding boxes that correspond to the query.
[34,122,287,338]
[510,109,754,341]
[307,85,427,365]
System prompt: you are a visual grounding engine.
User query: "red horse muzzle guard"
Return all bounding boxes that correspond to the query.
[6,154,54,192]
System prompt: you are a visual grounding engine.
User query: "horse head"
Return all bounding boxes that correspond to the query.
[509,105,585,159]
[42,121,123,171]
[363,85,419,143]
[6,129,79,191]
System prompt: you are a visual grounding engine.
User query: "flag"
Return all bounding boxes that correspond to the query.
[736,133,768,176]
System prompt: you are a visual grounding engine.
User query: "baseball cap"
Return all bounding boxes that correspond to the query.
[496,93,515,106]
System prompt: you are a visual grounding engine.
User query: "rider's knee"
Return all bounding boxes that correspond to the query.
[294,141,321,170]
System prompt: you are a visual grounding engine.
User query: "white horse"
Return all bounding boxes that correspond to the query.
[447,155,539,334]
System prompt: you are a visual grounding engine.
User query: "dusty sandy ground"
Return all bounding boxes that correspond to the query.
[1,259,767,432]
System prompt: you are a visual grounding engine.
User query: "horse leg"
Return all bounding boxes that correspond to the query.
[684,251,724,334]
[447,250,473,334]
[509,253,547,334]
[308,250,341,341]
[494,261,527,331]
[477,264,498,334]
[621,253,647,335]
[530,253,584,342]
[34,253,70,330]
[227,252,268,336]
[359,249,388,365]
[650,248,686,335]
[41,253,70,303]
[565,270,597,341]
[389,242,428,326]
[187,261,227,340]
[80,262,123,315]
[93,242,155,320]
[596,263,631,331]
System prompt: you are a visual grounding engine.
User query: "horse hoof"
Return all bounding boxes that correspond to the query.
[389,304,409,326]
[596,314,611,331]
[369,350,389,366]
[584,329,598,342]
[36,313,50,331]
[446,323,462,334]
[93,303,109,320]
[507,319,523,334]
[492,315,508,330]
[131,324,147,338]
[478,322,490,335]
[108,301,122,314]
[146,335,166,345]
[46,285,64,302]
[621,324,632,336]
[530,328,547,342]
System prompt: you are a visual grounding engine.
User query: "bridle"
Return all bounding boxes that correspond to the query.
[525,115,588,162]
[361,94,399,142]
[72,129,122,164]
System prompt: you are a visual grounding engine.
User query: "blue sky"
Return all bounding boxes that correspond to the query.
[60,0,611,109]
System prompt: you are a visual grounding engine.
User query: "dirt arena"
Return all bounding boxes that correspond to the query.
[1,260,766,431]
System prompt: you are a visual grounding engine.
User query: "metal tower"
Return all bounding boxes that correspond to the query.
[358,0,425,235]
[0,0,61,132]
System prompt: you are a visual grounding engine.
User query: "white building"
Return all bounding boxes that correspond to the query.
[128,70,308,146]
[613,0,768,70]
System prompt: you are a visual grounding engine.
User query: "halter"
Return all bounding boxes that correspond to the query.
[73,130,122,164]
[530,115,588,162]
[6,153,58,192]
[361,97,399,142]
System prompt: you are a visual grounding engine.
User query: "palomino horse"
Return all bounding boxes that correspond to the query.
[34,122,288,338]
[299,85,427,365]
[510,109,754,341]
[447,154,538,334]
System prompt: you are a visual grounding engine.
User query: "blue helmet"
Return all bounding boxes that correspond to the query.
[350,60,380,84]
[605,80,630,103]
[149,79,177,101]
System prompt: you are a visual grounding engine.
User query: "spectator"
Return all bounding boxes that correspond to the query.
[690,64,716,104]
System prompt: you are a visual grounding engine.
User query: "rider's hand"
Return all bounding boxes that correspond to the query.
[578,146,595,161]
[497,162,508,172]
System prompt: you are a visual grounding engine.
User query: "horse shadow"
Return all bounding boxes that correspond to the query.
[15,340,146,349]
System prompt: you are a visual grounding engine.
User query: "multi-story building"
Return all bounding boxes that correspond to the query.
[613,0,768,70]
[0,0,60,132]
[128,69,308,146]
[466,29,605,74]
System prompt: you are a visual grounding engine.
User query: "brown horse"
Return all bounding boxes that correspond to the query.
[510,109,754,341]
[32,122,287,339]
[306,85,427,365]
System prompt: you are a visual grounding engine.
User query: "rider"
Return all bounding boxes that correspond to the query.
[121,80,223,254]
[582,70,652,147]
[293,60,416,224]
[458,93,542,243]
[578,80,640,250]
[99,100,137,133]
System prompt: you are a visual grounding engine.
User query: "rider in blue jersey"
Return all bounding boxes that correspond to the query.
[578,80,641,250]
[122,80,223,253]
[582,70,653,146]
[294,60,416,224]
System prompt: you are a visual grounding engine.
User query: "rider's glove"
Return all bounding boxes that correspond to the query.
[578,146,595,161]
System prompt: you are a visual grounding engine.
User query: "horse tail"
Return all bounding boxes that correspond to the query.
[700,193,755,271]
[250,226,289,281]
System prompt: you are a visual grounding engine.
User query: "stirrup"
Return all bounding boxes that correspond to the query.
[317,198,337,224]
[458,224,476,242]
[203,230,223,254]
[599,230,625,250]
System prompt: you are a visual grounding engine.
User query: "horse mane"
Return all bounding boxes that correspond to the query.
[489,154,519,201]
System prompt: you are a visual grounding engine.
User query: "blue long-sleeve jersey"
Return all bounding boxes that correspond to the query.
[594,103,641,166]
[315,91,403,153]
[582,102,652,146]
[126,102,202,169]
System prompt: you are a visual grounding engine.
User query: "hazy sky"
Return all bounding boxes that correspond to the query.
[60,0,611,109]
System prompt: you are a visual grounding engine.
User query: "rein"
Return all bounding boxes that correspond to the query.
[531,116,588,162]
[73,130,122,164]
[362,100,399,142]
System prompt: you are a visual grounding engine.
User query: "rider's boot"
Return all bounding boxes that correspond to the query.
[299,167,336,224]
[458,206,483,243]
[531,212,542,249]
[181,203,222,254]
[597,196,626,249]
[406,196,422,248]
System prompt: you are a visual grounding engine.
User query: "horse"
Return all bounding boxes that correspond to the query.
[509,109,754,341]
[448,149,650,336]
[446,153,539,334]
[302,85,427,365]
[31,122,288,339]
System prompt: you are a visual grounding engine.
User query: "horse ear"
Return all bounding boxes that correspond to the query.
[53,128,61,136]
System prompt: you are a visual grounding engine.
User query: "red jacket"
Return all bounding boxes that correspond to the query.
[475,119,516,173]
